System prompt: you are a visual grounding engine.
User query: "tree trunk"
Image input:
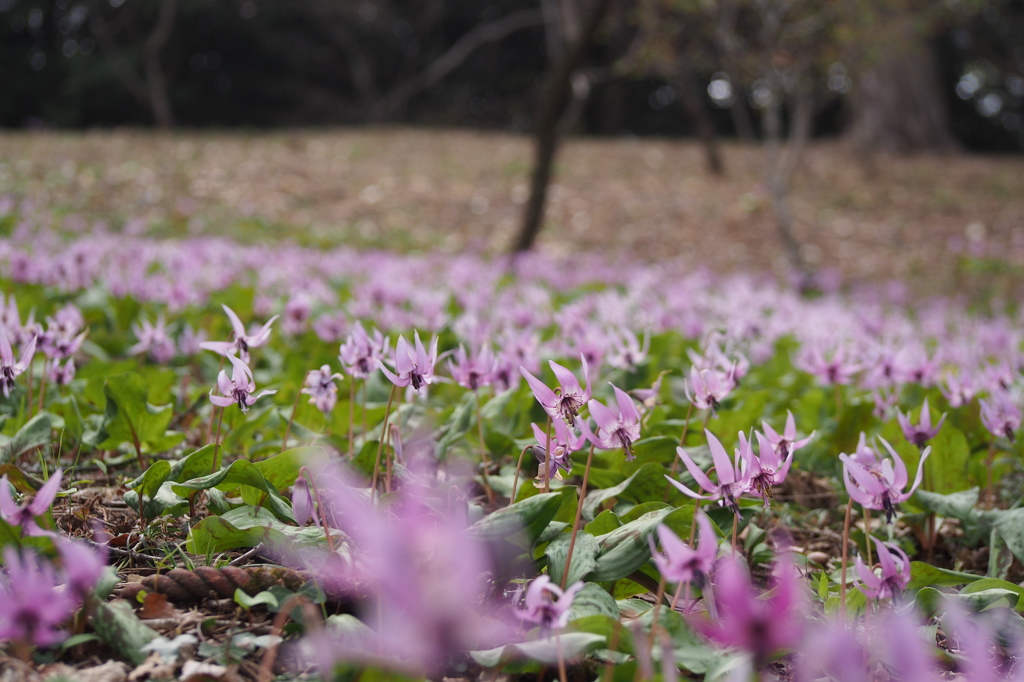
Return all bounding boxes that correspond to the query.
[847,35,957,154]
[673,67,724,176]
[512,0,612,254]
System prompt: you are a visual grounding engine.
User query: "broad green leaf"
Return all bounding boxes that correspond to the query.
[91,600,159,665]
[185,505,326,555]
[0,412,53,463]
[589,506,686,582]
[582,463,676,521]
[584,509,622,536]
[907,561,983,590]
[172,458,295,522]
[435,392,476,459]
[97,373,183,455]
[470,632,606,667]
[468,491,565,546]
[545,531,600,587]
[567,582,619,621]
[925,425,971,495]
[960,578,1024,611]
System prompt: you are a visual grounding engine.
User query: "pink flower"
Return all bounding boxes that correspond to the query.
[980,391,1021,442]
[302,364,343,414]
[0,469,62,536]
[200,304,278,364]
[683,366,732,411]
[666,429,751,514]
[649,511,717,586]
[739,431,794,507]
[840,437,930,523]
[515,575,584,635]
[339,322,389,379]
[854,536,910,601]
[531,419,586,482]
[761,411,813,460]
[897,398,946,449]
[699,555,804,667]
[209,354,276,413]
[0,324,36,398]
[580,384,642,460]
[520,355,592,423]
[0,547,76,647]
[378,331,440,397]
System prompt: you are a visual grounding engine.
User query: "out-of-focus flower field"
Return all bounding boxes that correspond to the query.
[0,131,1023,681]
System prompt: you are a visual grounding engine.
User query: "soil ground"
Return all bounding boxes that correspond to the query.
[2,128,1024,298]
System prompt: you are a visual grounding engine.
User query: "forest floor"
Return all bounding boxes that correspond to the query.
[3,127,1024,299]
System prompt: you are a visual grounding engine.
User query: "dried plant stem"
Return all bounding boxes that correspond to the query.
[361,381,368,442]
[36,370,47,414]
[840,496,853,617]
[511,446,530,504]
[600,618,623,682]
[299,465,336,552]
[257,595,319,682]
[26,362,34,417]
[370,384,397,496]
[385,423,395,493]
[731,512,739,555]
[280,388,302,454]
[474,390,495,504]
[665,402,695,499]
[560,444,595,590]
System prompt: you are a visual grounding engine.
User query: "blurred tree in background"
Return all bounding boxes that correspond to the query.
[0,0,1021,153]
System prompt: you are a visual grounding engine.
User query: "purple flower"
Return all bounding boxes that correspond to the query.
[605,327,650,371]
[530,419,587,482]
[699,555,804,667]
[797,343,861,386]
[0,468,62,536]
[666,429,751,514]
[761,411,813,460]
[177,322,206,356]
[282,293,312,336]
[127,314,176,363]
[683,366,732,411]
[649,511,717,586]
[840,437,930,523]
[200,303,278,364]
[854,536,910,601]
[520,355,592,423]
[56,537,108,601]
[739,431,794,507]
[897,398,946,449]
[47,358,75,387]
[302,364,343,414]
[209,353,276,413]
[580,384,642,460]
[0,547,76,647]
[448,343,497,391]
[980,391,1021,442]
[339,322,389,379]
[515,575,584,635]
[291,474,316,527]
[378,331,440,397]
[0,324,36,398]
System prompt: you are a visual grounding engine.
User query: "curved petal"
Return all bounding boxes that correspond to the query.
[677,446,717,493]
[520,366,557,411]
[613,385,641,423]
[705,430,735,485]
[549,361,582,396]
[248,315,279,347]
[665,474,712,500]
[14,334,36,373]
[377,359,408,387]
[0,325,14,366]
[588,398,618,433]
[902,446,931,500]
[854,555,881,597]
[199,341,235,357]
[222,304,246,338]
[209,392,235,408]
[28,468,63,515]
[0,475,18,520]
[878,437,909,489]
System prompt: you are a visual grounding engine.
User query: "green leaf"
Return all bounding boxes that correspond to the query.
[589,506,685,582]
[0,412,53,463]
[582,463,676,521]
[907,561,983,590]
[97,373,183,455]
[185,505,327,555]
[925,425,971,495]
[545,531,600,587]
[470,632,606,667]
[172,458,295,522]
[91,600,159,665]
[234,588,280,611]
[960,578,1024,611]
[468,491,566,547]
[435,392,476,459]
[584,509,622,536]
[567,582,619,621]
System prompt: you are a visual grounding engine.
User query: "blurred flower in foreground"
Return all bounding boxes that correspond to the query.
[649,511,717,587]
[295,464,512,675]
[0,547,76,647]
[0,468,62,536]
[854,536,910,601]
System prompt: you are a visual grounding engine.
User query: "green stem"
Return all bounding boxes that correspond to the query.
[840,497,853,618]
[560,444,595,589]
[281,387,302,454]
[370,384,397,496]
[474,390,495,504]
